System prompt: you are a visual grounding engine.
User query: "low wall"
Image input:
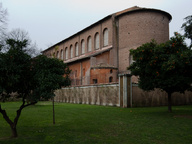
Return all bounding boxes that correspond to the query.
[54,83,192,107]
[132,84,192,107]
[54,84,119,106]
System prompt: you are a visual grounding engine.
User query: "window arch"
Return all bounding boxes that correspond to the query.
[75,42,78,56]
[81,39,85,54]
[87,36,92,52]
[129,54,135,66]
[103,28,108,46]
[56,51,59,59]
[65,47,68,60]
[95,32,100,49]
[60,49,63,60]
[70,45,73,58]
[109,76,113,83]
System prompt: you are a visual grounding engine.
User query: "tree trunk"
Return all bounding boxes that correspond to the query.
[0,100,37,138]
[0,104,18,138]
[11,125,18,138]
[168,92,172,113]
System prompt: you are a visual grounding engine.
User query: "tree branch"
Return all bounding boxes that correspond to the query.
[0,104,14,126]
[14,98,37,125]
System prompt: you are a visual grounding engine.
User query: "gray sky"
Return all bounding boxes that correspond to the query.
[2,0,192,50]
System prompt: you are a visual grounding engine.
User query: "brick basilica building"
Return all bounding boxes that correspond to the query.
[42,6,172,86]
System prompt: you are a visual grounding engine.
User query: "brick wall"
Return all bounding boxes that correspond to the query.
[69,59,90,85]
[43,7,171,85]
[45,17,113,61]
[118,11,170,73]
[90,69,117,84]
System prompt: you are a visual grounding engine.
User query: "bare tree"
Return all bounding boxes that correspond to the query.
[0,3,40,56]
[181,15,192,47]
[7,28,30,42]
[0,2,8,50]
[0,2,8,34]
[4,28,41,57]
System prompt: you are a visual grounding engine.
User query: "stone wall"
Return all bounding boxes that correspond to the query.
[132,84,192,107]
[54,83,192,107]
[54,83,119,106]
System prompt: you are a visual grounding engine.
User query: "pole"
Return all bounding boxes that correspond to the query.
[52,97,55,124]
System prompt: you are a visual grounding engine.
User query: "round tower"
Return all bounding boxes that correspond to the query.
[117,7,172,73]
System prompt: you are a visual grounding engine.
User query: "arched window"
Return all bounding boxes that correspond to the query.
[129,54,135,66]
[60,49,63,60]
[65,47,68,60]
[81,40,85,54]
[87,36,92,52]
[56,51,59,59]
[75,42,78,56]
[95,33,100,49]
[109,76,113,83]
[103,28,108,46]
[70,45,73,58]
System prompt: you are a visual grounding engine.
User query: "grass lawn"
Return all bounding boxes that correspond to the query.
[0,101,192,144]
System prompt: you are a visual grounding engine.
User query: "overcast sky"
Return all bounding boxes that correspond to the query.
[2,0,192,51]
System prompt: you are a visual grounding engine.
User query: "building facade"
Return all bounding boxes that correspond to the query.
[42,6,172,86]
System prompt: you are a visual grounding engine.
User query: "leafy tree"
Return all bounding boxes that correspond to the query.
[0,39,71,138]
[128,33,192,112]
[32,55,71,125]
[0,39,32,101]
[31,55,71,101]
[181,15,192,47]
[0,39,34,137]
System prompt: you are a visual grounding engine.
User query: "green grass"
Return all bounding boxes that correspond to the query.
[0,102,192,144]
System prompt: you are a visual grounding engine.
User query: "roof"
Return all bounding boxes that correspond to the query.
[91,63,118,69]
[115,6,172,20]
[115,6,141,16]
[64,45,112,64]
[42,6,172,53]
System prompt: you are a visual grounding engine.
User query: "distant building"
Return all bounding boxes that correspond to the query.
[42,6,172,86]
